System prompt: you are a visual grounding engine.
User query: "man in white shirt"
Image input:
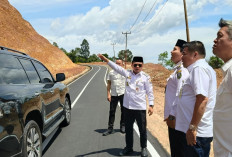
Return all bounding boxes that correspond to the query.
[103,59,126,136]
[98,54,154,157]
[175,41,217,157]
[213,18,232,157]
[164,39,189,157]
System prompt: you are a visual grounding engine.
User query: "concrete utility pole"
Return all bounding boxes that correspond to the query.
[122,31,131,69]
[183,0,190,42]
[111,43,116,62]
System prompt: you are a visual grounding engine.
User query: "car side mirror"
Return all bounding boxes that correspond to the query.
[56,73,65,82]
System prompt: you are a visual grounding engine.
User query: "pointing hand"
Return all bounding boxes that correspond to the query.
[97,54,109,63]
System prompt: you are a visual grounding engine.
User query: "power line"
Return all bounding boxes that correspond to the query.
[114,0,147,46]
[129,0,148,32]
[113,0,163,48]
[142,0,158,22]
[115,32,125,46]
[134,0,168,34]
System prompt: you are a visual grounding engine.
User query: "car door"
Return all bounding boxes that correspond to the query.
[31,60,63,127]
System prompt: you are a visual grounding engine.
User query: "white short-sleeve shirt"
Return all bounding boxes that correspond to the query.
[175,59,217,137]
[164,61,189,120]
[214,58,232,153]
[107,70,126,96]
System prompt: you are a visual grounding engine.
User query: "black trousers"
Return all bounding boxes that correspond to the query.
[124,107,147,149]
[175,130,213,157]
[108,95,125,129]
[168,127,176,157]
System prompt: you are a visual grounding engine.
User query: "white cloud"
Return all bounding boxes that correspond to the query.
[225,0,232,7]
[9,0,232,63]
[9,0,80,5]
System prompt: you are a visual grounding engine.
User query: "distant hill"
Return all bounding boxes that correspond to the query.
[0,0,86,78]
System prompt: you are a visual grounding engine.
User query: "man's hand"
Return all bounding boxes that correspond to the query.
[107,95,111,102]
[98,54,109,63]
[186,129,197,146]
[148,106,153,116]
[166,118,175,129]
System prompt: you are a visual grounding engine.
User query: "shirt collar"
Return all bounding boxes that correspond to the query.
[221,58,232,76]
[187,59,205,73]
[132,71,142,76]
[173,61,182,70]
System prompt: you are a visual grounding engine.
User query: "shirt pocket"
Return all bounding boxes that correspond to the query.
[137,81,145,91]
[112,75,118,80]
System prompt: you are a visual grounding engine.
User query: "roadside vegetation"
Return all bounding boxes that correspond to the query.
[158,51,224,69]
[53,39,133,63]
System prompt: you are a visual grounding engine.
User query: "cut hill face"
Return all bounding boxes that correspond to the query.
[0,0,86,78]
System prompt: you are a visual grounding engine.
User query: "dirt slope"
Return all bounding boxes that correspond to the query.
[0,0,86,78]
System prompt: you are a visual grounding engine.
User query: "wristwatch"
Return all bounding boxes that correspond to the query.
[149,105,154,108]
[168,115,175,121]
[189,124,197,131]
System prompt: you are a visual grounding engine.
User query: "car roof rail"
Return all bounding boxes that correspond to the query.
[0,46,28,56]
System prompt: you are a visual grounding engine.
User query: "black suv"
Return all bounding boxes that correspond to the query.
[0,46,71,157]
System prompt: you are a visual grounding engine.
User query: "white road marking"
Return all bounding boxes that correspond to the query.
[104,66,108,85]
[133,124,160,157]
[69,65,160,156]
[71,66,100,108]
[105,66,160,157]
[68,66,93,87]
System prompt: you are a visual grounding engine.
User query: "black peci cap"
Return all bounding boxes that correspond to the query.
[175,39,186,49]
[132,56,143,63]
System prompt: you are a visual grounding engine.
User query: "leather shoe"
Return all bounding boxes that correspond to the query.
[120,126,125,133]
[102,129,115,136]
[141,148,148,157]
[119,147,133,156]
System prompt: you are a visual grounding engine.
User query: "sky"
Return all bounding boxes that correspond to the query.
[8,0,232,63]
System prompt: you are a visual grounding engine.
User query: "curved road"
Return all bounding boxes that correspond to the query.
[42,65,169,157]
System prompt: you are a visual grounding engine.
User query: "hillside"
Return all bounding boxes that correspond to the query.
[0,0,86,78]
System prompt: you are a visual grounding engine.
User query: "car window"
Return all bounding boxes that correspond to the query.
[32,61,54,83]
[0,54,29,84]
[19,58,41,84]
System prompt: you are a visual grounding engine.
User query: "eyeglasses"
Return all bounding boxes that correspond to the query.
[133,64,142,67]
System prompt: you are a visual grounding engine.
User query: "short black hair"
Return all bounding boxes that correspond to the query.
[175,39,187,52]
[183,41,206,58]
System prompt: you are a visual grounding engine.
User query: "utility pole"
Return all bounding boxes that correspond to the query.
[111,43,116,62]
[122,31,131,69]
[183,0,190,42]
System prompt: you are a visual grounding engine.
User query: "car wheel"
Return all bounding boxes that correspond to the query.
[22,120,42,157]
[61,97,71,126]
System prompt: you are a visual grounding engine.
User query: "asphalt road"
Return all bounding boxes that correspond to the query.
[42,65,169,157]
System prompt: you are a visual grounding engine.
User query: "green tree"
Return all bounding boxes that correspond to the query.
[80,39,90,59]
[208,56,224,69]
[67,49,77,63]
[118,49,133,62]
[165,59,175,69]
[76,56,87,63]
[66,47,81,63]
[102,53,109,58]
[60,47,67,54]
[88,54,101,62]
[53,42,59,48]
[158,51,168,66]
